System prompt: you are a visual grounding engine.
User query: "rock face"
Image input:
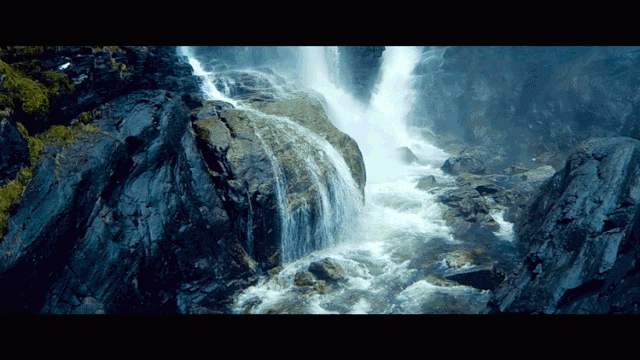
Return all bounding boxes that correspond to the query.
[0,118,29,186]
[0,47,366,314]
[192,70,365,265]
[0,89,256,314]
[485,137,640,314]
[2,46,199,135]
[338,46,385,103]
[415,46,640,174]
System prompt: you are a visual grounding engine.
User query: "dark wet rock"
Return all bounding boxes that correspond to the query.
[416,175,437,191]
[0,118,29,186]
[308,258,346,283]
[439,183,500,237]
[444,262,504,291]
[0,88,266,314]
[294,271,316,287]
[338,46,385,102]
[485,137,640,314]
[441,153,486,175]
[5,46,199,135]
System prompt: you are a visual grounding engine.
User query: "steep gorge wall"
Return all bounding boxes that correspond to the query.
[414,46,640,172]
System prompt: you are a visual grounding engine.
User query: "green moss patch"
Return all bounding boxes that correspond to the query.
[0,60,50,119]
[0,167,31,239]
[91,46,129,77]
[0,119,101,240]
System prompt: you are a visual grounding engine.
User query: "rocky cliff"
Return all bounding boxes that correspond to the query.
[485,137,640,313]
[418,46,640,313]
[416,46,640,174]
[0,46,365,314]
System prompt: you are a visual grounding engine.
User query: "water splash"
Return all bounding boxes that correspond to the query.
[177,46,240,107]
[179,46,363,263]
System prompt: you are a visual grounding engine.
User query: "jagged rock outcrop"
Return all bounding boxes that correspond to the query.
[0,47,367,313]
[485,137,640,314]
[1,46,199,135]
[0,89,260,314]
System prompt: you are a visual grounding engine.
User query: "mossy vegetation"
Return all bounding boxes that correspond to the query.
[0,47,76,128]
[0,118,100,240]
[0,46,116,240]
[91,46,129,77]
[0,60,51,119]
[0,167,31,239]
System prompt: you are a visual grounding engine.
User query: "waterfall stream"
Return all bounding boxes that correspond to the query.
[179,46,503,314]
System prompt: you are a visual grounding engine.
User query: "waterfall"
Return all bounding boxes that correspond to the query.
[245,108,363,263]
[301,46,450,184]
[176,46,240,107]
[178,47,363,264]
[179,46,500,314]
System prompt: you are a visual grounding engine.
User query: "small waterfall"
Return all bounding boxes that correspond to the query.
[245,109,363,263]
[178,47,363,264]
[177,46,240,107]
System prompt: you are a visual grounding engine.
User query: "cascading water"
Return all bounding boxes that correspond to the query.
[179,46,511,313]
[178,46,363,265]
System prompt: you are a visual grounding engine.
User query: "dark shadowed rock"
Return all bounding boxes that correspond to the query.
[338,46,385,102]
[0,89,262,314]
[486,137,640,314]
[441,154,486,175]
[308,258,346,283]
[444,262,504,291]
[0,119,29,186]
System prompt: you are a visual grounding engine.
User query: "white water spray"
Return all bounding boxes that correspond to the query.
[179,46,363,263]
[177,46,240,107]
[301,46,450,184]
[181,46,498,314]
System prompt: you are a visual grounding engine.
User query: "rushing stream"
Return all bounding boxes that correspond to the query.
[178,46,513,314]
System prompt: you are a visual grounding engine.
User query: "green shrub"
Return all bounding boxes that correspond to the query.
[0,60,50,119]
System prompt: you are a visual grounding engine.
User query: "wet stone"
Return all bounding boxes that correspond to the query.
[416,175,437,191]
[308,258,347,283]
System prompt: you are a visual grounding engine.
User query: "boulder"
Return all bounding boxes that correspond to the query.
[444,261,504,291]
[416,175,437,191]
[396,146,419,164]
[293,271,316,287]
[308,257,346,283]
[441,153,486,175]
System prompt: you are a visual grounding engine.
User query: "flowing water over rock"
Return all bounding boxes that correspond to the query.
[179,46,516,313]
